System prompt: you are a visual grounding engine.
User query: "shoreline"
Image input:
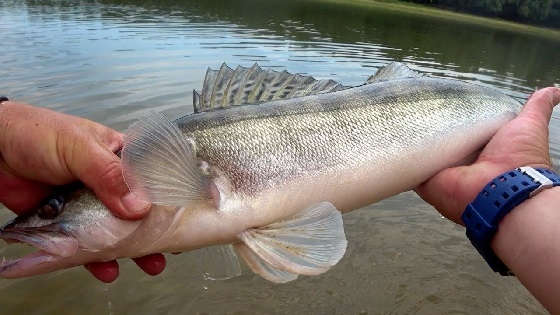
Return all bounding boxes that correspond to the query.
[323,0,560,41]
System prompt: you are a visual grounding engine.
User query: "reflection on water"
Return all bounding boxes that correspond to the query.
[0,0,558,314]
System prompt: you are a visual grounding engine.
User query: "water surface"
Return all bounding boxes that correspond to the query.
[1,0,559,314]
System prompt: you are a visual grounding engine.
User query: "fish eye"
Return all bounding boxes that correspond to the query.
[38,195,65,219]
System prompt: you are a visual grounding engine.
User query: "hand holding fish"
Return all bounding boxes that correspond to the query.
[415,87,560,223]
[0,100,165,282]
[416,87,560,314]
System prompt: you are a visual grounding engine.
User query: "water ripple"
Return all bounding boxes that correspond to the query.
[0,0,557,314]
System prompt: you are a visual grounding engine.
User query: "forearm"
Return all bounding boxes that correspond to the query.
[492,186,560,313]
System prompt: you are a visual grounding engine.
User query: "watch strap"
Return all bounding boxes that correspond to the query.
[462,167,560,275]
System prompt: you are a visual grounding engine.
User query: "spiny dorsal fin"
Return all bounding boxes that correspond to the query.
[366,62,423,84]
[193,63,347,113]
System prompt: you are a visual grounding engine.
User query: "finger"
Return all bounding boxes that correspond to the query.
[84,260,119,283]
[520,87,560,128]
[0,161,52,214]
[66,136,151,220]
[132,254,166,276]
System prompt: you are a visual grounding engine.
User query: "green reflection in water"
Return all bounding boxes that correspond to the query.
[96,0,560,90]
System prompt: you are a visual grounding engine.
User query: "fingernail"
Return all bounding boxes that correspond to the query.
[121,192,151,217]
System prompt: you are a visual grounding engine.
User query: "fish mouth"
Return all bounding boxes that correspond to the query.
[0,225,78,278]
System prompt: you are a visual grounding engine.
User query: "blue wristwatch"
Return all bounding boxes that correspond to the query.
[462,167,560,276]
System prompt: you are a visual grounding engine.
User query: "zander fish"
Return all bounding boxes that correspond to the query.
[0,63,520,283]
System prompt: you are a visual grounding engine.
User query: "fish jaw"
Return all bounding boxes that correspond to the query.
[0,230,78,258]
[0,226,140,278]
[0,198,143,278]
[0,200,209,279]
[0,247,109,279]
[0,228,80,278]
[0,251,65,278]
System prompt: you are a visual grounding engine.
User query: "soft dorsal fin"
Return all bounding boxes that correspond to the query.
[193,63,347,113]
[366,62,423,84]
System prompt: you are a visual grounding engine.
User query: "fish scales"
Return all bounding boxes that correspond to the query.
[178,77,517,195]
[0,63,523,283]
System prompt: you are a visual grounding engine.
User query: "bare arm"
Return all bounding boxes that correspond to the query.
[493,186,560,313]
[415,87,560,312]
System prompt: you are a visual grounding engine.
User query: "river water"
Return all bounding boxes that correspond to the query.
[1,0,559,314]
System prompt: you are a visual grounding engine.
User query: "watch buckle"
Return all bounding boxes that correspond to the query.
[518,167,554,197]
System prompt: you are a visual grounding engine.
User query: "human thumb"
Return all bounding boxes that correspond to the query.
[66,132,151,220]
[520,87,560,129]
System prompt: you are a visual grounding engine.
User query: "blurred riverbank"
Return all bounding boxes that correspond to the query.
[395,0,560,29]
[335,0,560,40]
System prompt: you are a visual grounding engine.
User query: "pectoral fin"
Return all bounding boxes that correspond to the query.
[234,202,347,283]
[122,112,214,206]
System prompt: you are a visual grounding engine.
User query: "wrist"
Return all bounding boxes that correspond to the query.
[492,186,560,265]
[457,162,553,218]
[491,186,560,313]
[462,167,559,275]
[0,100,7,153]
[0,100,27,154]
[0,100,13,153]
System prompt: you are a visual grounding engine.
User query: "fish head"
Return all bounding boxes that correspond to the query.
[0,188,141,278]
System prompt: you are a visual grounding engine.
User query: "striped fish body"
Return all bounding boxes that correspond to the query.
[0,63,520,283]
[178,77,519,227]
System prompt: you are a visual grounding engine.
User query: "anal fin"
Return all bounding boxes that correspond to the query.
[234,202,347,283]
[234,242,298,283]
